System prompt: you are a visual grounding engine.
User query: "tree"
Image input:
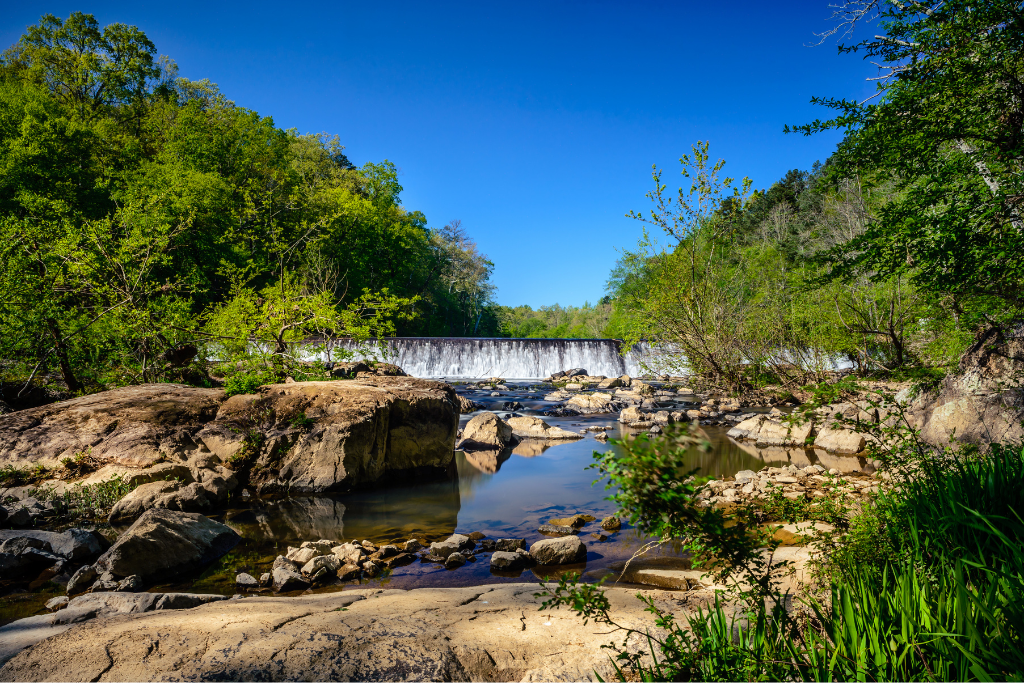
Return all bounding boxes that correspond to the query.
[791,0,1024,318]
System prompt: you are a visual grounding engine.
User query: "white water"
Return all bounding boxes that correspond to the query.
[307,338,653,379]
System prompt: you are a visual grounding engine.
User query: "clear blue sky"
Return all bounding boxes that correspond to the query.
[3,1,877,308]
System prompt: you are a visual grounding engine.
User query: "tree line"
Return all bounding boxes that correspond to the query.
[605,0,1024,387]
[0,12,502,394]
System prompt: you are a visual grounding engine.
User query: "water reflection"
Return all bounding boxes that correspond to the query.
[203,381,873,595]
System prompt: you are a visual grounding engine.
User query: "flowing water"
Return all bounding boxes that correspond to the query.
[315,338,655,378]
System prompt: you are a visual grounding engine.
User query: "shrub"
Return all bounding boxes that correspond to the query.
[223,370,278,397]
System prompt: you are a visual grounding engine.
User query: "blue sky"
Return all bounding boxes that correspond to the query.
[3,1,878,307]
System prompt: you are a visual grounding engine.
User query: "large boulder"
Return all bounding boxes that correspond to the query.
[506,416,582,440]
[93,509,240,583]
[0,377,459,496]
[0,384,223,470]
[457,412,514,451]
[912,324,1024,446]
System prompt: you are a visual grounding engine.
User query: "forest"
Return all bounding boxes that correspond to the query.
[0,12,501,396]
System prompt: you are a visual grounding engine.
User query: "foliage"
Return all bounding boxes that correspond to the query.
[497,299,616,338]
[0,12,502,396]
[791,0,1024,320]
[222,370,278,397]
[540,407,1024,680]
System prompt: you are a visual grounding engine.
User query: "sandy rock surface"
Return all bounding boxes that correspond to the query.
[0,583,695,682]
[0,377,459,496]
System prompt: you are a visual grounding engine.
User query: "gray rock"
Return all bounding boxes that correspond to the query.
[444,552,466,568]
[116,575,142,592]
[272,567,308,592]
[361,560,381,578]
[273,555,299,571]
[404,539,423,552]
[490,551,531,571]
[336,564,361,581]
[429,534,474,559]
[259,572,271,587]
[599,516,621,531]
[457,412,514,451]
[538,524,576,536]
[0,529,107,563]
[45,596,69,611]
[236,573,259,589]
[494,538,526,552]
[301,555,340,575]
[66,565,97,595]
[377,545,399,559]
[4,506,33,527]
[530,536,587,565]
[93,509,240,583]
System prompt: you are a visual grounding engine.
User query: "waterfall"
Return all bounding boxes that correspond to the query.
[309,338,653,379]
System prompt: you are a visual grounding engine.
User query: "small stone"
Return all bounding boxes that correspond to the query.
[272,567,308,592]
[273,555,299,571]
[404,539,423,552]
[377,545,399,559]
[421,554,446,563]
[445,552,466,569]
[548,514,594,528]
[776,476,799,484]
[361,560,381,578]
[115,575,142,592]
[468,532,486,540]
[45,596,69,611]
[599,516,621,531]
[285,547,319,565]
[480,539,496,551]
[490,551,531,571]
[337,564,361,581]
[382,552,414,569]
[360,540,377,551]
[591,533,609,541]
[494,538,526,552]
[301,554,340,575]
[259,572,271,587]
[310,567,328,582]
[236,572,259,589]
[538,524,576,536]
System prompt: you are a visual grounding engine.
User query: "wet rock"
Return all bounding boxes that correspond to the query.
[382,552,414,569]
[566,392,621,415]
[599,516,621,531]
[490,551,532,571]
[500,401,524,411]
[494,538,526,552]
[429,534,475,559]
[444,552,466,569]
[361,560,381,578]
[597,378,623,390]
[336,564,361,581]
[548,514,593,528]
[457,412,514,451]
[93,509,240,583]
[467,532,486,541]
[403,539,423,553]
[272,567,308,592]
[377,545,400,559]
[530,536,587,565]
[457,395,484,414]
[507,416,583,440]
[541,406,581,418]
[538,524,576,536]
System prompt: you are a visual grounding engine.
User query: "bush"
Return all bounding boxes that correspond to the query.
[539,423,1024,681]
[222,370,278,397]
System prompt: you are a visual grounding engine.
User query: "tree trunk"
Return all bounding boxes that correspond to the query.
[46,318,82,393]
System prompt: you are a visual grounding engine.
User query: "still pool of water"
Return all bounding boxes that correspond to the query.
[154,382,797,596]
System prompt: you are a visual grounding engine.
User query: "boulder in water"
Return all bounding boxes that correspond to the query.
[457,412,514,451]
[506,416,582,440]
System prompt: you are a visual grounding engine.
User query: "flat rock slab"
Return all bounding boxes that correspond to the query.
[0,583,697,682]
